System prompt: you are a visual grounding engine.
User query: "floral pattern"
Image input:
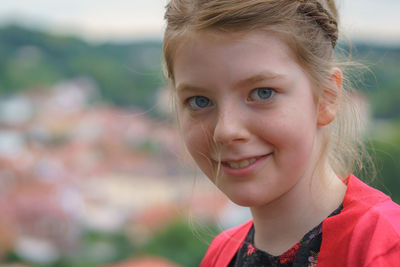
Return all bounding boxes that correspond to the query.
[278,243,300,264]
[229,205,342,267]
[247,243,257,256]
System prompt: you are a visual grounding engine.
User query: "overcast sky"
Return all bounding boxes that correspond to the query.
[0,0,399,44]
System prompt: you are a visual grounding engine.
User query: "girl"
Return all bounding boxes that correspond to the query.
[162,0,400,266]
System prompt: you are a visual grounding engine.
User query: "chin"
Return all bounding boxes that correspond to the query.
[225,190,269,208]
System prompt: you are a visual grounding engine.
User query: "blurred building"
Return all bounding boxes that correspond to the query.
[0,78,230,264]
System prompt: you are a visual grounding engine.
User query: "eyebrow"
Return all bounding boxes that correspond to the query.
[235,71,285,88]
[176,83,207,94]
[176,71,285,93]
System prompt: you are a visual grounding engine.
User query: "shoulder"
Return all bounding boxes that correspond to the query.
[200,220,252,267]
[343,174,400,231]
[345,199,400,266]
[349,191,400,265]
[319,175,400,266]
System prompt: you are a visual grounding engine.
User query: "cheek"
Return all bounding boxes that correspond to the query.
[182,121,219,181]
[255,108,317,164]
[180,117,213,162]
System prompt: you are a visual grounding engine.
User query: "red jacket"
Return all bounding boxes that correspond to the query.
[201,175,400,266]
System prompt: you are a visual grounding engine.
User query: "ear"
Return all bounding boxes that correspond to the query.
[317,68,342,126]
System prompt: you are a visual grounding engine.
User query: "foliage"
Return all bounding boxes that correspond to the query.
[0,25,164,109]
[57,230,136,267]
[136,220,219,267]
[3,230,136,267]
[3,220,220,267]
[346,43,400,119]
[368,121,400,204]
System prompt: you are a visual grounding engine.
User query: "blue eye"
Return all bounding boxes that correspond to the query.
[187,96,211,110]
[249,88,274,101]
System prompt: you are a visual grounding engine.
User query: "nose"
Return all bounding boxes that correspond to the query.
[213,104,250,145]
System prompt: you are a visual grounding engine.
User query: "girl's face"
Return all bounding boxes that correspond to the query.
[173,31,325,207]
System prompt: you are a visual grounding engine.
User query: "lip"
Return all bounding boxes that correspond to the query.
[218,153,271,177]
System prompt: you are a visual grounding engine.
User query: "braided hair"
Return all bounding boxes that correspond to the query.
[296,0,338,47]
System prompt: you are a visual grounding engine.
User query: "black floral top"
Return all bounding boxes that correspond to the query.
[229,205,342,267]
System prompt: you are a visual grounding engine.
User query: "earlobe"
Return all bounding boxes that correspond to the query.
[317,68,343,126]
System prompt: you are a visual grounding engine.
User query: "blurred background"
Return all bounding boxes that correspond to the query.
[0,0,399,266]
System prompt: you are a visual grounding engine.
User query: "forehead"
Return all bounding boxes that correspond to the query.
[175,29,294,61]
[173,30,302,88]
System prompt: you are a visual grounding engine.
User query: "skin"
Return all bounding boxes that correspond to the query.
[173,30,347,255]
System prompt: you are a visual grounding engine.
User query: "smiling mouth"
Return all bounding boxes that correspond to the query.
[222,155,265,169]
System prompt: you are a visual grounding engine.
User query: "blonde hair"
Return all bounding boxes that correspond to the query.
[163,0,370,178]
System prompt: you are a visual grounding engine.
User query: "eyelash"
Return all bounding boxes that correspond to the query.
[184,87,275,111]
[247,88,275,102]
[185,96,213,111]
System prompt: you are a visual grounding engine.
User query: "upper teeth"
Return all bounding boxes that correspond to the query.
[226,158,257,169]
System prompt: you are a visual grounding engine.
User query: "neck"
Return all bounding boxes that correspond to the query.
[250,166,346,256]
